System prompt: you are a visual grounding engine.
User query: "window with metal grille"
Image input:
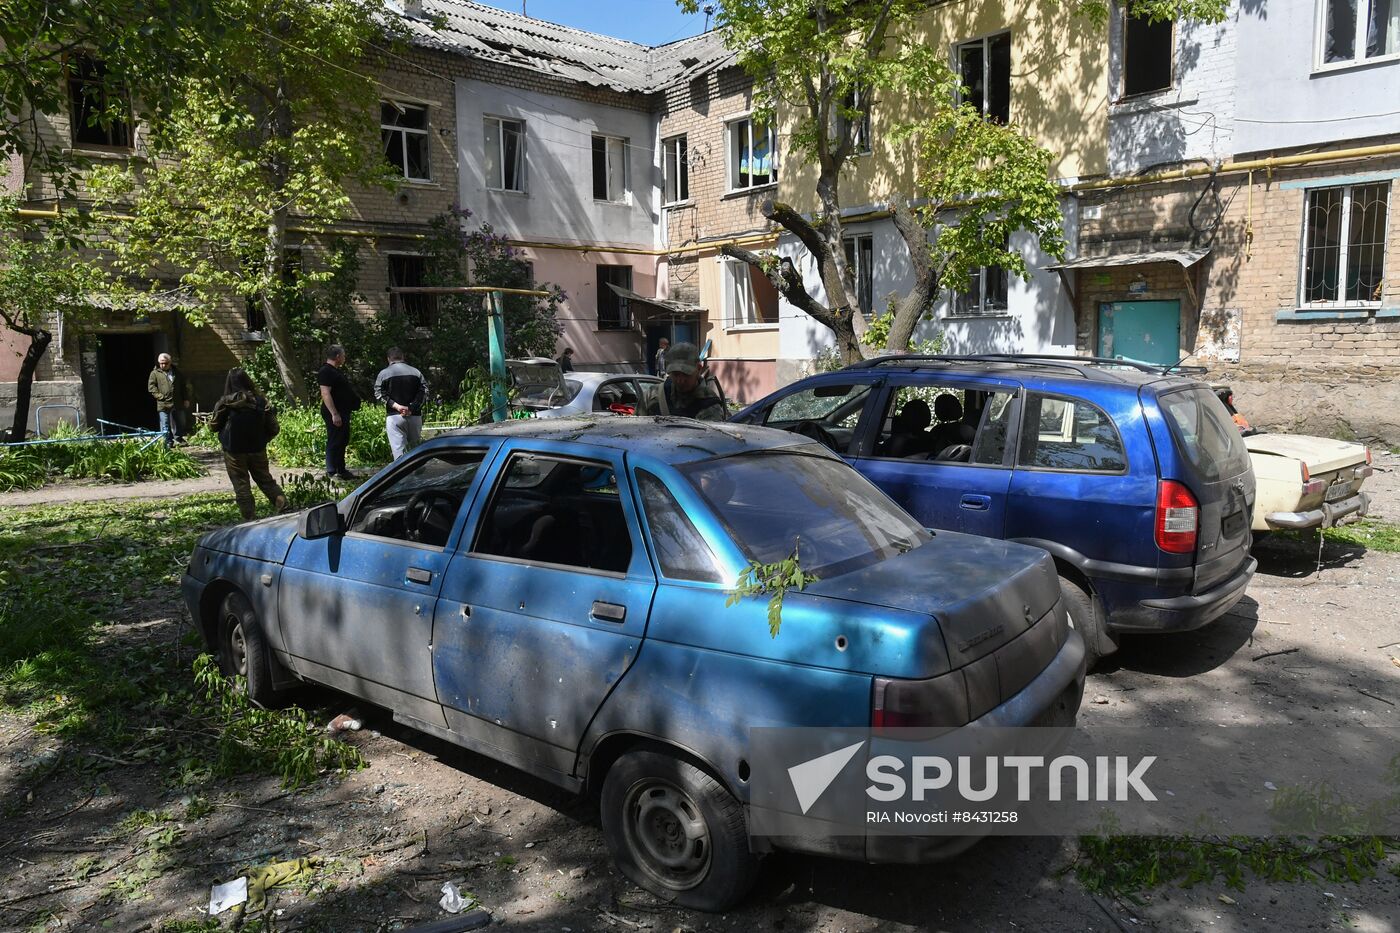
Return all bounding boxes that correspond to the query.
[382,101,430,181]
[67,54,132,149]
[956,32,1011,124]
[1302,182,1389,307]
[597,265,633,330]
[1122,14,1174,95]
[592,135,628,202]
[389,254,436,327]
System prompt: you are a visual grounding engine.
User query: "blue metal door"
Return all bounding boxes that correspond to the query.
[1097,300,1181,365]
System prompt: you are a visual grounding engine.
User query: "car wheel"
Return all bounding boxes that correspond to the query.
[219,590,283,708]
[601,750,758,912]
[1058,575,1115,671]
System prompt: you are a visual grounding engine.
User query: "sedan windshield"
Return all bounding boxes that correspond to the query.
[681,449,930,578]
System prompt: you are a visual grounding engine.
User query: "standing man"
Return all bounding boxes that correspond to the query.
[647,342,726,421]
[374,347,429,461]
[556,347,575,373]
[653,337,669,377]
[147,352,190,447]
[317,344,358,481]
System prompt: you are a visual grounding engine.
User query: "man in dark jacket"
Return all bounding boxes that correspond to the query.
[210,368,287,520]
[374,347,429,460]
[147,353,190,447]
[317,344,359,480]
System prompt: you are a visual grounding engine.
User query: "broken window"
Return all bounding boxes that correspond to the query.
[838,86,872,154]
[721,257,779,327]
[474,454,634,574]
[663,135,689,204]
[382,101,430,181]
[956,32,1011,124]
[1301,182,1389,307]
[348,450,486,547]
[843,234,874,314]
[728,117,777,191]
[484,116,525,192]
[597,265,633,330]
[592,134,628,202]
[389,253,436,328]
[67,53,132,149]
[1323,0,1399,64]
[1122,13,1174,96]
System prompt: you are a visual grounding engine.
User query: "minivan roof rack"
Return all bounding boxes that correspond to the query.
[848,353,1206,379]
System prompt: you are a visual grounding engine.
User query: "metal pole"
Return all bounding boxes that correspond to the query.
[487,290,509,423]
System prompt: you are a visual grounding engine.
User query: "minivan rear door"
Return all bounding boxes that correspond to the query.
[1154,386,1255,591]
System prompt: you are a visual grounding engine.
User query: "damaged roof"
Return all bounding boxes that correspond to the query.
[396,0,736,94]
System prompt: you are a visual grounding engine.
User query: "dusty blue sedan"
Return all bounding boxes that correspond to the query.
[182,417,1085,910]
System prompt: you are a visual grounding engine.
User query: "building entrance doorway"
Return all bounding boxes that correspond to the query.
[94,332,160,432]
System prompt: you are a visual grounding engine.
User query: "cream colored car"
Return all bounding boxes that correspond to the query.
[1216,387,1373,531]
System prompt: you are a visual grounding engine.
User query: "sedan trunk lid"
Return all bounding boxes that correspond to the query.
[1245,433,1368,476]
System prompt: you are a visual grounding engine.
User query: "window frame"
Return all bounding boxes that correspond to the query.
[838,86,873,155]
[381,100,431,183]
[1014,392,1129,476]
[591,133,629,203]
[662,134,690,206]
[596,264,634,330]
[468,450,638,579]
[1120,11,1176,98]
[483,115,527,193]
[1298,181,1391,310]
[946,239,1011,318]
[1315,0,1400,70]
[345,447,491,551]
[719,256,779,330]
[867,380,1021,469]
[635,469,727,585]
[725,114,778,193]
[387,251,437,328]
[66,52,134,151]
[953,30,1012,124]
[842,234,875,315]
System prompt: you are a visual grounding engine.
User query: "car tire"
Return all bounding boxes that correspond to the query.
[600,750,758,912]
[1059,575,1115,671]
[218,590,283,708]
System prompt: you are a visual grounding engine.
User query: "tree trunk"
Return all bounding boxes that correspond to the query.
[883,202,942,354]
[260,52,307,403]
[6,326,51,442]
[813,171,871,363]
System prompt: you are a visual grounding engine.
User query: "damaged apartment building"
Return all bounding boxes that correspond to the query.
[6,0,1400,438]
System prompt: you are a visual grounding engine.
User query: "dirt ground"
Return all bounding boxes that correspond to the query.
[2,463,1399,932]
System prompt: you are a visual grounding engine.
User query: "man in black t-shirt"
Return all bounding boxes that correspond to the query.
[317,344,359,480]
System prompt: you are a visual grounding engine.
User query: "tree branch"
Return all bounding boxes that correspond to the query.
[761,199,831,268]
[719,243,838,332]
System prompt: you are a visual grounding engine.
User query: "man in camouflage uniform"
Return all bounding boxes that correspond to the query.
[646,342,726,421]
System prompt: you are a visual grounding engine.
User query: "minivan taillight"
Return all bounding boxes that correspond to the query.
[1155,480,1199,554]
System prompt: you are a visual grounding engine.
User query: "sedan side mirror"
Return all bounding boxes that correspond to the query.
[298,501,344,539]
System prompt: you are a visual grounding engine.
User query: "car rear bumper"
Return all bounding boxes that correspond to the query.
[1111,556,1256,633]
[1264,492,1368,531]
[752,629,1087,865]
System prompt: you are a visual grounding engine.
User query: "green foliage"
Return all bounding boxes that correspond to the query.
[862,302,946,355]
[0,495,363,797]
[1074,834,1398,896]
[194,654,363,788]
[727,541,818,637]
[265,404,390,469]
[0,433,203,489]
[1320,520,1400,555]
[279,471,342,509]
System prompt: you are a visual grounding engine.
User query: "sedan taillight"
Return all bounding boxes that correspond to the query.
[1155,480,1199,554]
[1301,463,1326,495]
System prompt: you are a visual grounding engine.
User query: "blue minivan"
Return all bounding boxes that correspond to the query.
[734,355,1257,667]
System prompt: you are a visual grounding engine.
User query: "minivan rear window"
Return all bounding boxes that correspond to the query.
[1159,388,1249,482]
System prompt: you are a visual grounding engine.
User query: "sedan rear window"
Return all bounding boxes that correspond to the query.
[1160,387,1249,482]
[682,450,929,579]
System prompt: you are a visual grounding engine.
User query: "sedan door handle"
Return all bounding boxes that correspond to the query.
[406,567,433,584]
[591,601,626,623]
[960,494,991,512]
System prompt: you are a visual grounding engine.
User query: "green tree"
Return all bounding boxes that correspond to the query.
[90,0,402,402]
[681,0,1228,361]
[0,196,106,441]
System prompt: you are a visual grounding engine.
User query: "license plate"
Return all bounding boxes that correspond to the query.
[1325,482,1351,502]
[1223,510,1245,537]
